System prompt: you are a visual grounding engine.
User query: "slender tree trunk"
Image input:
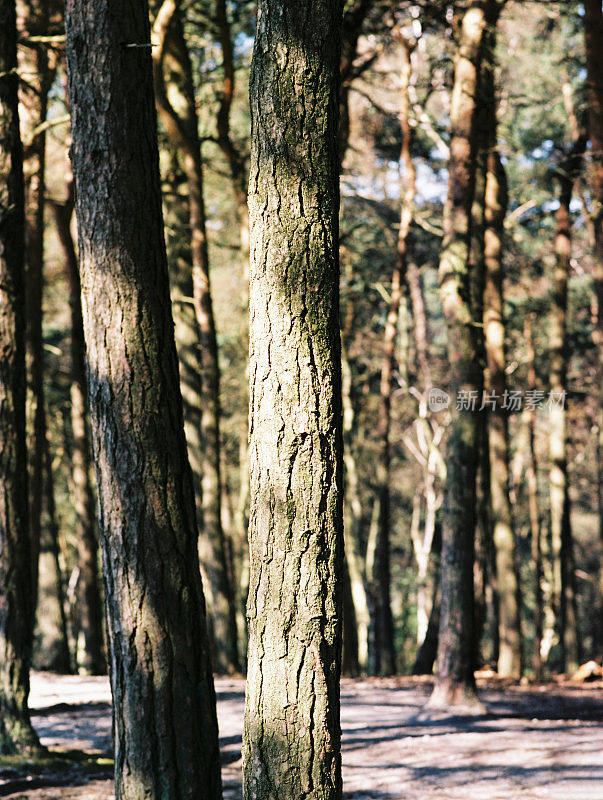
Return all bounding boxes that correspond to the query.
[43,437,72,674]
[342,350,370,673]
[52,176,106,675]
[372,35,416,677]
[412,525,441,675]
[525,317,543,679]
[153,0,239,673]
[484,148,522,677]
[429,1,492,710]
[244,2,344,797]
[548,137,585,673]
[65,2,222,797]
[0,0,41,754]
[18,0,51,636]
[584,0,603,659]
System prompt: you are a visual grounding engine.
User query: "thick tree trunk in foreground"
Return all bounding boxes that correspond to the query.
[244,2,344,797]
[52,178,106,675]
[430,1,489,710]
[484,150,522,677]
[66,2,222,798]
[153,0,239,673]
[0,0,40,754]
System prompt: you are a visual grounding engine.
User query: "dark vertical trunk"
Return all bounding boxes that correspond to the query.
[65,1,222,797]
[525,317,543,678]
[52,177,106,675]
[584,0,603,659]
[372,34,416,677]
[244,2,344,797]
[412,525,442,676]
[430,1,491,710]
[19,0,51,636]
[153,0,239,673]
[43,437,72,674]
[548,137,585,673]
[0,0,40,754]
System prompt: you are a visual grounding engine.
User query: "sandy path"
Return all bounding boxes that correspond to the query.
[0,673,600,799]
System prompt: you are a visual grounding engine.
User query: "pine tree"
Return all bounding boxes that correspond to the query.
[65,1,222,796]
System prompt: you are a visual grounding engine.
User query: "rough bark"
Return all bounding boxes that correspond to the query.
[547,135,585,674]
[65,1,222,797]
[51,175,106,675]
[244,1,344,797]
[0,0,41,754]
[430,1,490,710]
[483,150,522,677]
[153,0,239,673]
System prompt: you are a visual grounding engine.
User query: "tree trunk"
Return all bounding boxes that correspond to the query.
[342,349,370,673]
[584,0,603,660]
[153,0,239,673]
[412,525,442,676]
[52,176,106,676]
[18,0,51,637]
[244,2,343,797]
[0,0,41,754]
[372,34,417,677]
[484,149,522,677]
[43,437,72,674]
[430,1,491,710]
[547,137,585,673]
[524,316,543,680]
[65,2,222,798]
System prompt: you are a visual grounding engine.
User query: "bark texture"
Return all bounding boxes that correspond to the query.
[430,1,489,709]
[65,2,222,798]
[244,1,344,797]
[0,0,40,754]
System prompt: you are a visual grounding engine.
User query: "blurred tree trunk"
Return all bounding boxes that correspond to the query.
[524,316,544,680]
[65,1,222,797]
[484,147,522,677]
[430,0,493,710]
[371,33,417,677]
[18,0,51,635]
[51,175,106,675]
[0,0,41,754]
[244,1,343,797]
[152,0,239,673]
[547,136,585,674]
[43,437,72,673]
[342,349,370,674]
[584,0,603,659]
[412,525,441,675]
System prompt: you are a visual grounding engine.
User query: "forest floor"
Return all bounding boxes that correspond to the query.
[0,672,601,799]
